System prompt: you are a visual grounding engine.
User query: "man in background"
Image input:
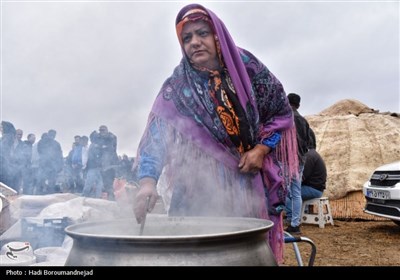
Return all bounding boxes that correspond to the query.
[301,129,327,200]
[285,93,312,234]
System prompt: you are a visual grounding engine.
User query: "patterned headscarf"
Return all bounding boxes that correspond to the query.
[176,7,255,155]
[175,4,257,120]
[176,9,211,45]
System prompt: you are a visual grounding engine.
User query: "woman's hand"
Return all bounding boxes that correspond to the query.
[133,178,159,224]
[238,144,270,174]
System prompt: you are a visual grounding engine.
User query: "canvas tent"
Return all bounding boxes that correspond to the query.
[305,99,400,220]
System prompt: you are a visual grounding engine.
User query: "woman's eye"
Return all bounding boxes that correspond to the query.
[199,30,209,37]
[183,35,191,43]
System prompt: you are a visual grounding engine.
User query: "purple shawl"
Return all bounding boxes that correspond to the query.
[140,3,298,264]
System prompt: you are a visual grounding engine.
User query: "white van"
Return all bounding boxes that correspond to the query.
[363,160,400,226]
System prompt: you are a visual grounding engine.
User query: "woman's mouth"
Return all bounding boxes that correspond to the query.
[192,50,205,57]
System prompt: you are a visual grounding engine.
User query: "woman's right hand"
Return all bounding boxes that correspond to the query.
[133,178,159,224]
[238,144,270,174]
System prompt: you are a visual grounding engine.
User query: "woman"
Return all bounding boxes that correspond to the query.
[133,4,298,264]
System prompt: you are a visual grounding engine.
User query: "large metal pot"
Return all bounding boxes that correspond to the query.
[65,215,276,266]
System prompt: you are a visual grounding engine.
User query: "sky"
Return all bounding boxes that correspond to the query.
[1,0,399,157]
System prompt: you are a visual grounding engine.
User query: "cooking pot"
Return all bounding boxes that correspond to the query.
[65,215,276,266]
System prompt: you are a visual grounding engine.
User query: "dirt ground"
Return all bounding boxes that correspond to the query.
[283,219,400,266]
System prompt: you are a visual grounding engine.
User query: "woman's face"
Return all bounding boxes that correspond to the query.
[181,20,219,70]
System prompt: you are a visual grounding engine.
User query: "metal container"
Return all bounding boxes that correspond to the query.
[65,215,276,266]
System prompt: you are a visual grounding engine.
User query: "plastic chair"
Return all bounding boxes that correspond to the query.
[301,197,334,228]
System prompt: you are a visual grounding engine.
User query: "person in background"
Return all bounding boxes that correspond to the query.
[22,133,36,194]
[14,129,24,147]
[68,135,84,193]
[9,129,25,193]
[300,129,327,200]
[284,93,312,234]
[133,3,298,264]
[82,131,104,198]
[30,132,46,194]
[0,121,17,188]
[286,129,326,224]
[97,125,119,200]
[118,154,134,181]
[80,135,89,179]
[37,129,63,194]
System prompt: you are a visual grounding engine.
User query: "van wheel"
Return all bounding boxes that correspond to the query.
[392,220,400,226]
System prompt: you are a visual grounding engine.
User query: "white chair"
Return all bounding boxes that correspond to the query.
[301,197,334,228]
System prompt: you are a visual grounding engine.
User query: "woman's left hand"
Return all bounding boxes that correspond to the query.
[238,144,270,174]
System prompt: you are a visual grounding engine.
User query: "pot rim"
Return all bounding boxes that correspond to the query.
[64,215,274,243]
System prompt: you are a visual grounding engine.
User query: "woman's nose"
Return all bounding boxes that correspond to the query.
[190,35,201,46]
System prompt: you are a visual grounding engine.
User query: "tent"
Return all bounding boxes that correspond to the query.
[305,99,400,219]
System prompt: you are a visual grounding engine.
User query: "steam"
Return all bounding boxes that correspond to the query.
[156,118,264,219]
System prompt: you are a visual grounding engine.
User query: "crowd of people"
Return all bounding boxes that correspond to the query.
[0,121,136,199]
